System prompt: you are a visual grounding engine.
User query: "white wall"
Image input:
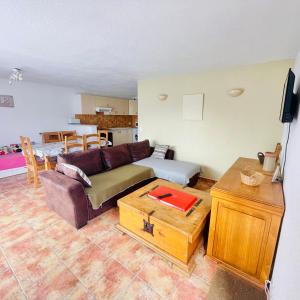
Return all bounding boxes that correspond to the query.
[0,78,81,146]
[138,60,293,179]
[271,54,300,300]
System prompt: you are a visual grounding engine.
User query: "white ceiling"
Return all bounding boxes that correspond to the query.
[0,0,299,98]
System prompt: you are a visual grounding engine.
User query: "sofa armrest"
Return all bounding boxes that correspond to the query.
[149,146,174,160]
[39,170,88,229]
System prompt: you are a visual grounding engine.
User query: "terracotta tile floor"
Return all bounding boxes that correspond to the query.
[0,174,218,300]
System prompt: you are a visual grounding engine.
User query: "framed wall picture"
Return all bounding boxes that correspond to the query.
[0,95,14,107]
[182,93,204,121]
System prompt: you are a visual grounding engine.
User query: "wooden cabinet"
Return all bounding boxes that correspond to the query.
[81,94,130,115]
[207,157,284,287]
[129,100,138,115]
[117,179,212,274]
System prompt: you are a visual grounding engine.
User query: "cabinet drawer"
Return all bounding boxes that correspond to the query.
[119,204,189,262]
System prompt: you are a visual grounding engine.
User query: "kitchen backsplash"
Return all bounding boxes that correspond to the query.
[75,114,138,128]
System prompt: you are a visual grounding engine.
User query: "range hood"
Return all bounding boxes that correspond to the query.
[96,107,113,115]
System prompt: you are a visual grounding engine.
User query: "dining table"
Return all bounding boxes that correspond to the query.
[32,141,65,170]
[32,140,111,170]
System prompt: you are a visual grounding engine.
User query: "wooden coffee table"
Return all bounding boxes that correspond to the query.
[116,179,211,274]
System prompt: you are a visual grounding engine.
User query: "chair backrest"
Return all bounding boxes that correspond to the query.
[20,136,38,168]
[84,133,101,150]
[40,131,61,143]
[64,135,84,153]
[60,131,76,142]
[98,130,109,147]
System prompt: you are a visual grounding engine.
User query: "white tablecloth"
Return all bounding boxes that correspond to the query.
[32,142,65,158]
[32,141,111,158]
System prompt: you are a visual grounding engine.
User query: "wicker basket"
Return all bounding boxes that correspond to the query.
[240,168,265,186]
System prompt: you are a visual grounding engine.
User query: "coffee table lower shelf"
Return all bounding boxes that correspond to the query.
[116,224,198,275]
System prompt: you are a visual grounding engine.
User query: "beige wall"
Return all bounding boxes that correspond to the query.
[81,94,129,115]
[138,60,293,179]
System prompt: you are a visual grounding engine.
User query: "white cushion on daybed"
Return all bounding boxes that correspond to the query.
[133,157,200,185]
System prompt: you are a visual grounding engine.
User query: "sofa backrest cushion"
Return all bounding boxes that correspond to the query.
[56,163,92,187]
[101,144,132,170]
[151,144,169,159]
[149,147,174,160]
[127,140,151,162]
[57,149,104,176]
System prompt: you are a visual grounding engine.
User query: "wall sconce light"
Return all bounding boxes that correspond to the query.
[158,94,168,101]
[227,88,245,97]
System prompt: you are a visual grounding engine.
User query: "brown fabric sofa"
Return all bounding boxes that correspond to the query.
[40,140,175,229]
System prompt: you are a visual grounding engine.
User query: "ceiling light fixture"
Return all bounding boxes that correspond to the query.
[9,68,23,85]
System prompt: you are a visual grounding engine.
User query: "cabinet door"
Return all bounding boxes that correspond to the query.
[113,130,132,146]
[129,100,138,115]
[112,130,120,146]
[212,200,271,277]
[125,129,133,143]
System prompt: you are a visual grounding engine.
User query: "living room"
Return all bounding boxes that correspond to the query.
[0,1,299,300]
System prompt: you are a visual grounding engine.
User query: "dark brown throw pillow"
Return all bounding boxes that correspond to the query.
[127,140,151,162]
[101,144,132,170]
[57,149,103,176]
[56,163,91,187]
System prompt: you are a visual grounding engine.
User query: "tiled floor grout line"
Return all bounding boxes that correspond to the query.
[1,203,138,300]
[8,212,95,299]
[3,202,63,299]
[78,223,156,300]
[53,252,98,300]
[1,177,216,299]
[37,222,124,300]
[0,247,29,300]
[121,251,171,300]
[89,236,139,300]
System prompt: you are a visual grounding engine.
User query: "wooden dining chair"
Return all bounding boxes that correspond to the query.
[98,130,109,147]
[64,135,84,153]
[84,132,101,150]
[60,131,76,142]
[20,136,45,188]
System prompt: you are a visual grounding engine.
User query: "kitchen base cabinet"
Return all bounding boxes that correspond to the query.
[112,128,133,146]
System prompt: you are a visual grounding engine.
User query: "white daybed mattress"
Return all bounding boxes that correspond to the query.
[133,157,200,185]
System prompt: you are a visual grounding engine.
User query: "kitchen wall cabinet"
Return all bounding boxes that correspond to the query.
[81,94,129,115]
[129,100,138,115]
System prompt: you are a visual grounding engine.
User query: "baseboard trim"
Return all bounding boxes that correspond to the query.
[0,167,26,179]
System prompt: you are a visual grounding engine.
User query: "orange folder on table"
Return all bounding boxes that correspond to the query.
[148,186,197,212]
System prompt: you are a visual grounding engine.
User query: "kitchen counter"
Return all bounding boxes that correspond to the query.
[67,124,98,135]
[108,127,136,131]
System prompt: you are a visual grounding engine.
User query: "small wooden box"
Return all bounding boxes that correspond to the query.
[117,179,211,274]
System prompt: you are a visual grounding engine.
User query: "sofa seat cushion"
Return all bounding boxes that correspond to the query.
[57,149,104,176]
[128,140,151,162]
[101,144,132,170]
[133,157,200,185]
[85,164,155,209]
